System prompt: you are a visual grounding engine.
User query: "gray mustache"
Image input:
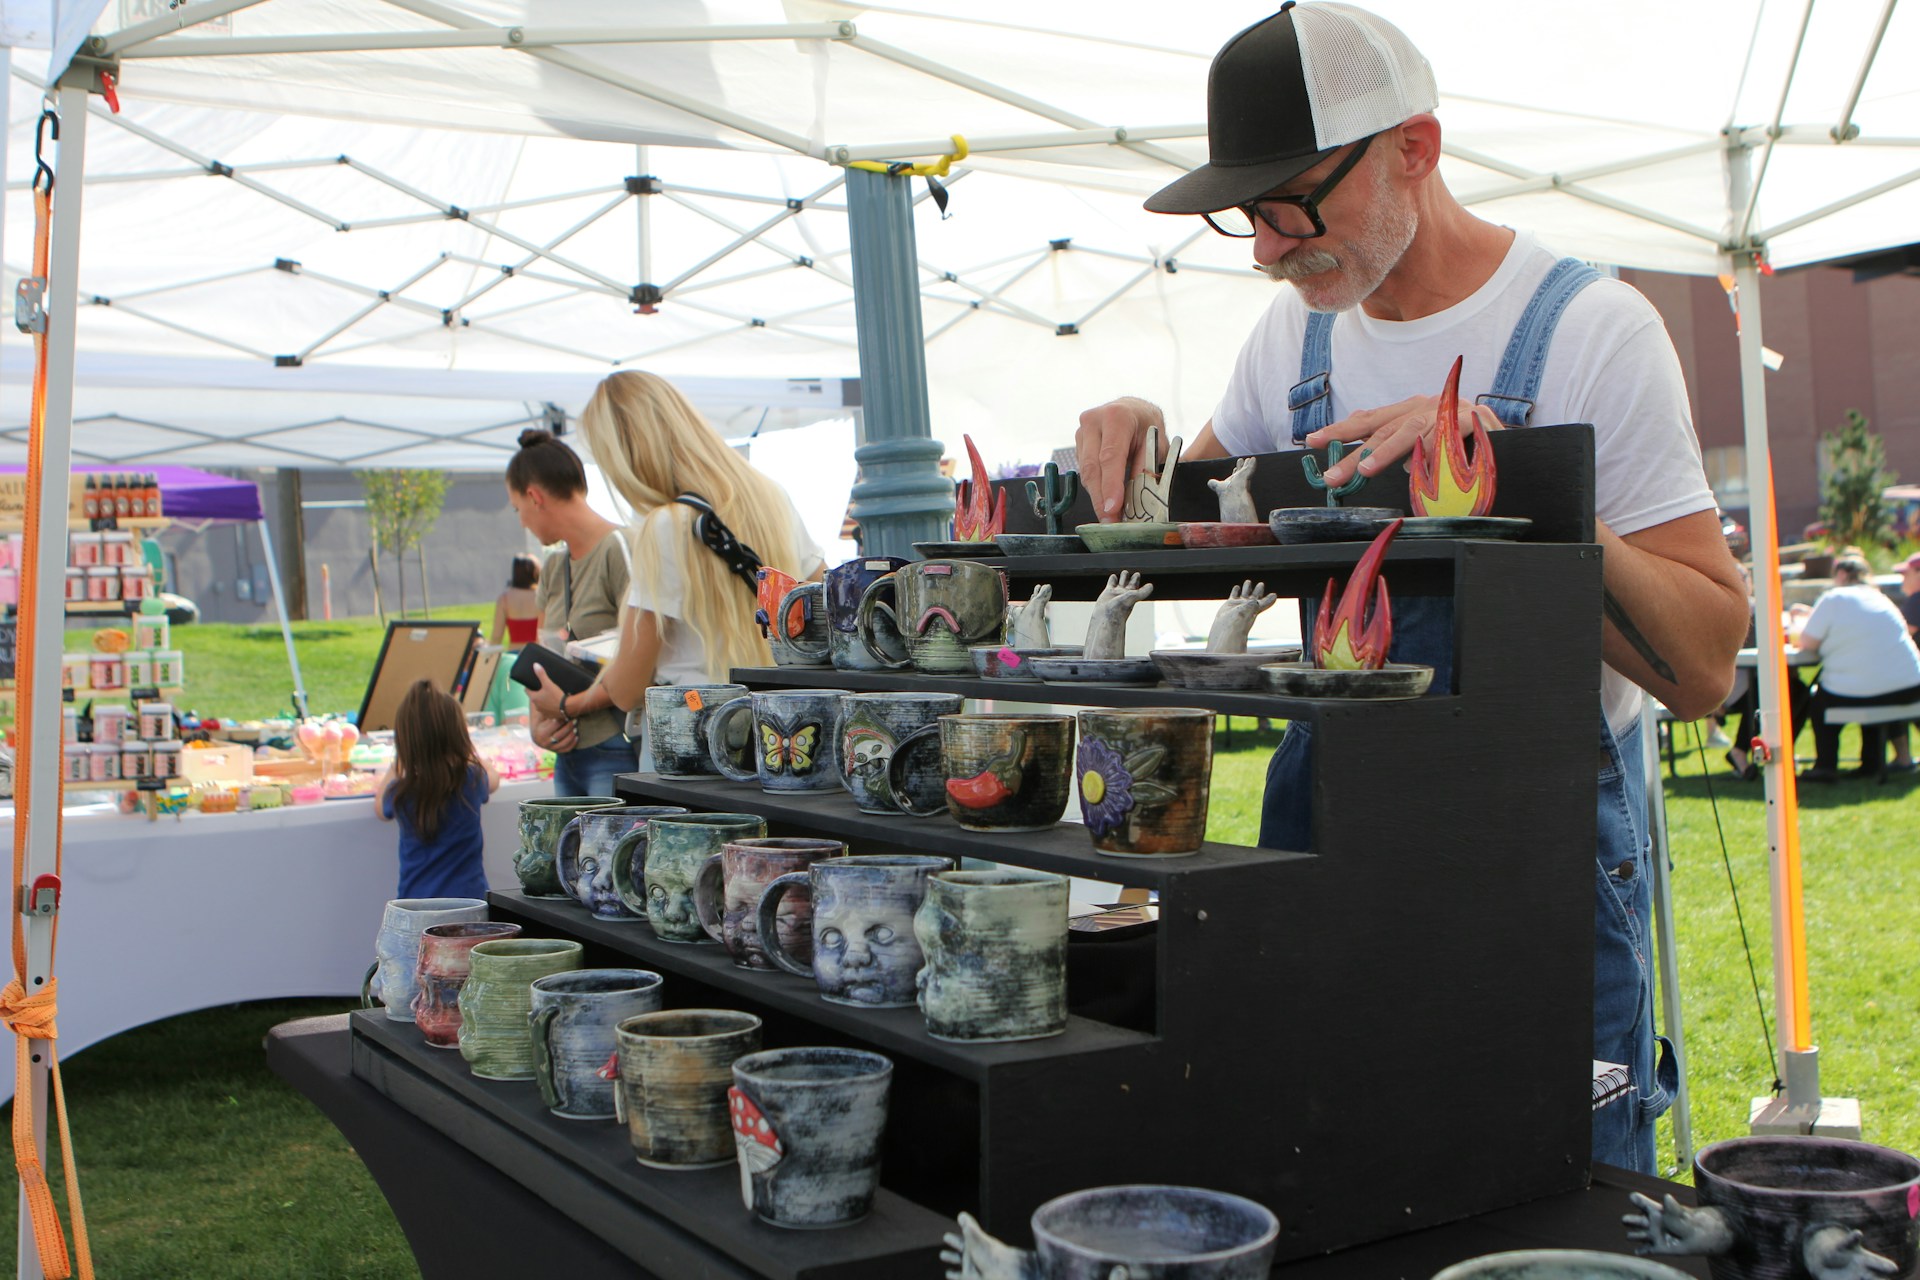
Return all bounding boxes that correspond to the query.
[1257,250,1339,282]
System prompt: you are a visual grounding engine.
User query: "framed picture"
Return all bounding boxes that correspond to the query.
[356,619,481,732]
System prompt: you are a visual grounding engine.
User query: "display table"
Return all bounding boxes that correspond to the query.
[0,775,551,1097]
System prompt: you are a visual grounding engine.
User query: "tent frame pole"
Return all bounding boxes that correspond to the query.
[1640,698,1693,1170]
[255,518,308,718]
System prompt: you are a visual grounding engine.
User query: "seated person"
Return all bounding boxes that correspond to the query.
[1795,555,1920,781]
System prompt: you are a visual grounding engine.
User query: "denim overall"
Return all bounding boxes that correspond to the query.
[1261,258,1675,1172]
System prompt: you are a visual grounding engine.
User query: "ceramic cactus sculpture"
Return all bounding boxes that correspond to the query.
[953,434,1008,542]
[1024,463,1079,535]
[1410,355,1498,517]
[1207,456,1259,524]
[1084,572,1154,660]
[1204,580,1279,653]
[1302,440,1367,507]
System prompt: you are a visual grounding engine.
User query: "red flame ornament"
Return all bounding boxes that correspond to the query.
[1313,518,1403,671]
[1409,356,1497,518]
[952,434,1008,542]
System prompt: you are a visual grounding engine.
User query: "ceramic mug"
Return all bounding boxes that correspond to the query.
[729,1047,893,1228]
[694,837,846,971]
[840,691,963,816]
[615,1009,763,1169]
[628,812,767,941]
[457,938,583,1080]
[756,567,828,667]
[1433,1253,1694,1280]
[948,1184,1280,1280]
[757,855,953,1007]
[706,689,846,793]
[1076,708,1214,857]
[644,683,749,779]
[556,805,689,920]
[529,968,665,1120]
[927,713,1075,831]
[915,868,1069,1042]
[362,897,489,1022]
[412,921,522,1047]
[856,559,1008,675]
[780,557,909,672]
[514,796,623,898]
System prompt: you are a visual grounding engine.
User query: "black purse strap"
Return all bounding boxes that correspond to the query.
[675,493,764,594]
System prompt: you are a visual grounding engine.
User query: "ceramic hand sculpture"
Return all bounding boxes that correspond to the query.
[1410,355,1498,517]
[1025,464,1079,535]
[1204,580,1279,653]
[1122,425,1182,523]
[942,1213,1036,1280]
[953,434,1008,542]
[1313,519,1401,671]
[1006,584,1053,649]
[1085,572,1153,660]
[1207,456,1259,524]
[1625,1192,1900,1280]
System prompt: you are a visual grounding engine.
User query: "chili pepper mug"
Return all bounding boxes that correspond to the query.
[840,691,963,815]
[556,805,689,920]
[924,713,1075,831]
[627,812,767,941]
[706,689,846,793]
[729,1047,893,1228]
[756,855,953,1007]
[856,559,1008,675]
[1076,708,1213,857]
[756,568,828,667]
[914,868,1069,1042]
[693,837,846,971]
[529,968,664,1120]
[412,921,523,1047]
[644,683,749,779]
[615,1009,763,1169]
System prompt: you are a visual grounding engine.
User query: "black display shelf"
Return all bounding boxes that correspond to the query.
[489,889,1156,1083]
[350,1010,947,1280]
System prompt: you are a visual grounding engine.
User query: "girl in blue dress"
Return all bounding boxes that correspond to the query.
[376,679,500,899]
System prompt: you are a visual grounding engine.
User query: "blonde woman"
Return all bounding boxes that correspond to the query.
[525,371,824,748]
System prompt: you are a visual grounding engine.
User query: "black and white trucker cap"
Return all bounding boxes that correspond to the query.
[1146,1,1438,215]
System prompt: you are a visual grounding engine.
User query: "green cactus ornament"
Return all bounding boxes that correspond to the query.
[1302,441,1367,508]
[1025,462,1080,534]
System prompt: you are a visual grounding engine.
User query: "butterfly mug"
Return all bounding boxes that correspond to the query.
[706,689,847,794]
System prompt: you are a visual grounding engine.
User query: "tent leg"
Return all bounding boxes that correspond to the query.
[1640,696,1692,1171]
[257,517,309,718]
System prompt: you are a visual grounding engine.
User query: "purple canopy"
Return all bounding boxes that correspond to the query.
[0,464,263,523]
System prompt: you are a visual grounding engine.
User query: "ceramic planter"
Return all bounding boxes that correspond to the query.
[615,1009,763,1170]
[514,797,622,898]
[362,897,489,1023]
[755,568,828,667]
[932,713,1075,831]
[729,1047,893,1228]
[968,644,1084,681]
[631,813,766,941]
[706,689,847,793]
[1073,521,1182,552]
[1151,649,1298,691]
[1433,1252,1694,1279]
[457,938,583,1080]
[839,692,963,816]
[781,557,909,671]
[693,837,845,971]
[914,868,1068,1042]
[556,805,689,920]
[529,968,664,1120]
[644,684,748,779]
[1076,708,1213,857]
[412,921,522,1047]
[757,855,953,1007]
[856,559,1008,675]
[1268,506,1401,544]
[948,1184,1279,1280]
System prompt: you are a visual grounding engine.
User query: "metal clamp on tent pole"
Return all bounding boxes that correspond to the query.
[18,874,59,918]
[14,279,46,335]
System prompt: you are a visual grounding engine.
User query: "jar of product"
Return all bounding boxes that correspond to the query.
[60,653,88,689]
[124,651,153,687]
[93,704,130,746]
[134,617,170,651]
[88,743,119,782]
[86,566,118,602]
[62,743,89,783]
[139,702,174,741]
[70,532,102,568]
[120,567,152,601]
[120,742,152,780]
[152,650,184,687]
[102,531,136,567]
[89,653,125,691]
[64,569,85,602]
[62,707,79,743]
[151,741,182,779]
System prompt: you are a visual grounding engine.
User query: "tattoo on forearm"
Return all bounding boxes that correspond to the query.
[1602,588,1678,684]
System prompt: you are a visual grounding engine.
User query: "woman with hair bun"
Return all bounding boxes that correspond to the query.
[504,426,635,795]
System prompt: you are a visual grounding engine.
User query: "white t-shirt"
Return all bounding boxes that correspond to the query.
[1211,231,1717,734]
[1801,586,1920,697]
[627,491,826,687]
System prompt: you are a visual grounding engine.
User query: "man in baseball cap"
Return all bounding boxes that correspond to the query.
[1076,2,1749,1174]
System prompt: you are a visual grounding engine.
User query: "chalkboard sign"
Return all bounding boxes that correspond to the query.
[0,619,13,682]
[135,776,167,792]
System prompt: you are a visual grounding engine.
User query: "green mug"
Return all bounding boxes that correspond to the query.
[514,796,622,898]
[457,938,583,1080]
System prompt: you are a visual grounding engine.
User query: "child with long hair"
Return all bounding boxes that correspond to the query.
[375,679,500,899]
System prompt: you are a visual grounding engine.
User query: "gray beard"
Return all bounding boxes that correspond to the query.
[1255,162,1418,312]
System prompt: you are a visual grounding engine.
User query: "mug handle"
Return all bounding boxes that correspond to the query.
[610,825,652,899]
[360,959,381,1009]
[855,574,912,670]
[886,722,946,818]
[530,1004,564,1110]
[756,872,815,980]
[555,816,587,903]
[705,698,759,783]
[779,584,830,662]
[692,852,728,944]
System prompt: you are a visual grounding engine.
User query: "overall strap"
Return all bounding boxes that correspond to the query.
[1286,310,1338,444]
[1477,257,1604,427]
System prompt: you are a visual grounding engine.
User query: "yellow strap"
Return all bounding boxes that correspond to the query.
[846,134,967,177]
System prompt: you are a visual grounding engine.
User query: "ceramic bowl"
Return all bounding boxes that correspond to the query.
[1260,661,1434,699]
[1177,522,1277,549]
[995,533,1087,556]
[1432,1250,1695,1279]
[1152,648,1300,690]
[1394,515,1534,540]
[1027,655,1161,684]
[969,644,1084,680]
[1074,522,1182,553]
[1267,506,1403,544]
[913,539,1003,558]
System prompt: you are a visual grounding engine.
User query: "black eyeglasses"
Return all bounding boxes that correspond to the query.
[1202,133,1376,240]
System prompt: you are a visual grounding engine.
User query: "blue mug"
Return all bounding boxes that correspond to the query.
[757,855,953,1007]
[706,689,846,793]
[782,557,909,672]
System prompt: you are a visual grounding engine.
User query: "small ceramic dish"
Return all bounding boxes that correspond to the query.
[913,540,1003,558]
[1393,515,1533,540]
[995,533,1087,556]
[1151,648,1301,690]
[1027,655,1162,684]
[1074,522,1183,553]
[1267,507,1403,544]
[1177,522,1277,549]
[969,644,1084,681]
[1259,661,1435,699]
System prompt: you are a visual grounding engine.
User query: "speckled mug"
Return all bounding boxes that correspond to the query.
[757,855,953,1007]
[514,796,622,898]
[362,897,489,1023]
[914,869,1068,1042]
[840,691,962,816]
[629,812,767,941]
[457,938,582,1080]
[616,1009,763,1169]
[644,683,749,779]
[412,921,522,1047]
[529,968,664,1120]
[1075,708,1213,857]
[556,806,689,920]
[694,837,846,971]
[934,713,1075,832]
[729,1047,893,1228]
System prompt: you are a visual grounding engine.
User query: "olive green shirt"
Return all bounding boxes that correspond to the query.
[535,529,631,751]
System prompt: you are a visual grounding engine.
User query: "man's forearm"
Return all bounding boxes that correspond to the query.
[1597,514,1748,720]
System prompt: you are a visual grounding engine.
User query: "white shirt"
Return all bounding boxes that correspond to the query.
[1801,585,1920,697]
[1211,231,1717,734]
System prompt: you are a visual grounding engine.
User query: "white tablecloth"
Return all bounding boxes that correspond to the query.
[0,776,550,1096]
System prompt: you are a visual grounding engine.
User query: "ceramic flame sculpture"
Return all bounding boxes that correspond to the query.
[952,435,1008,542]
[1410,356,1497,518]
[1313,518,1403,671]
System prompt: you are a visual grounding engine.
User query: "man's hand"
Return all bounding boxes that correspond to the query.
[1075,399,1163,524]
[532,709,578,755]
[1306,398,1503,488]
